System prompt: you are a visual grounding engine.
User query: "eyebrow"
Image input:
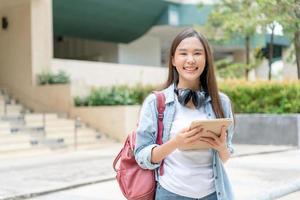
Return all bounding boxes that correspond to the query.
[178,48,204,52]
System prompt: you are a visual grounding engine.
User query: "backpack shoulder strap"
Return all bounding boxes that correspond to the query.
[153,91,166,176]
[153,92,165,145]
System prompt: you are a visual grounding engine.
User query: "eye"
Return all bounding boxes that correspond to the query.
[179,53,187,55]
[194,52,202,55]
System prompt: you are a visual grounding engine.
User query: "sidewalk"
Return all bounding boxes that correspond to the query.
[276,190,300,200]
[0,143,298,200]
[228,147,300,200]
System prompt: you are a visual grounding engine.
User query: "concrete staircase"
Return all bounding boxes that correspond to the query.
[24,113,105,147]
[0,89,112,155]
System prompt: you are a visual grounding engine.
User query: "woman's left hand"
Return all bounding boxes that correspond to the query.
[199,126,228,152]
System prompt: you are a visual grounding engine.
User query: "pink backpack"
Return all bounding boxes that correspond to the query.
[113,92,165,200]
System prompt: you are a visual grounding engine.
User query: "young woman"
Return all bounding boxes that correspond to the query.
[134,28,235,200]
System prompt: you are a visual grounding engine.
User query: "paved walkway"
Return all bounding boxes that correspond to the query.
[228,149,300,200]
[276,190,300,200]
[0,144,298,200]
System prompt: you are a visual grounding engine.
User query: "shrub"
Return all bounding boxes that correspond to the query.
[220,80,300,113]
[74,85,155,106]
[74,81,300,113]
[74,96,89,107]
[37,70,70,85]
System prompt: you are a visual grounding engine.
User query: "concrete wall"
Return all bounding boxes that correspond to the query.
[282,48,298,80]
[70,105,140,142]
[0,0,71,114]
[69,109,300,145]
[0,0,52,87]
[283,62,298,80]
[255,60,269,80]
[54,37,119,63]
[0,0,32,88]
[7,84,72,114]
[119,35,161,67]
[30,0,53,83]
[52,58,168,97]
[234,114,300,147]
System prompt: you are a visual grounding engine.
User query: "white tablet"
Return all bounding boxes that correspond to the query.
[179,118,233,150]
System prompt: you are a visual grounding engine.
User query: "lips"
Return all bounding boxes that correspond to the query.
[183,66,198,72]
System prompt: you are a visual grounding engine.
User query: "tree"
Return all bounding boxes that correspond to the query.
[256,0,278,80]
[276,0,300,79]
[206,0,261,79]
[257,0,300,80]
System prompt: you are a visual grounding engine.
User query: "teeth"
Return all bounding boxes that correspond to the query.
[184,67,198,71]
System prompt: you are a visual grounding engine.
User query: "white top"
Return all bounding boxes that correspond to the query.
[159,96,215,198]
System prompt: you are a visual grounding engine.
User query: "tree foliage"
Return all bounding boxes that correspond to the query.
[207,0,300,79]
[206,0,262,79]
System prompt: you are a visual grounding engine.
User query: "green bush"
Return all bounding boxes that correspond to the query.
[74,96,89,107]
[74,85,155,106]
[74,81,300,113]
[37,70,70,85]
[220,81,300,113]
[215,59,245,79]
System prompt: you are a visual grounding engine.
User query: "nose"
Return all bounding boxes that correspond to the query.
[186,54,195,64]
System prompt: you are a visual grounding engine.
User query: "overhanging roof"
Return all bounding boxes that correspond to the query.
[53,1,291,48]
[53,0,168,43]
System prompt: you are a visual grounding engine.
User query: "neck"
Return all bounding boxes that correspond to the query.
[177,80,200,91]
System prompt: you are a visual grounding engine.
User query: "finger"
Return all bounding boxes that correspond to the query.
[220,126,227,140]
[199,138,216,148]
[185,132,203,143]
[180,127,190,133]
[185,127,204,138]
[201,136,220,145]
[204,131,219,141]
[190,124,203,130]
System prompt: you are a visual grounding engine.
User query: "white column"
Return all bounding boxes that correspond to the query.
[30,0,53,84]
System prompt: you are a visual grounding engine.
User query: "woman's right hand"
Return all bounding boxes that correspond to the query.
[174,126,204,149]
[151,126,204,163]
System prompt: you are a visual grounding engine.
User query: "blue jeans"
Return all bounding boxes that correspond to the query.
[155,183,218,200]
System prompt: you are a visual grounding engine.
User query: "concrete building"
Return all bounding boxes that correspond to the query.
[0,0,295,114]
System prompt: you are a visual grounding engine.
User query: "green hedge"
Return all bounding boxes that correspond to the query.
[220,81,300,113]
[37,70,70,85]
[74,85,154,106]
[74,81,300,113]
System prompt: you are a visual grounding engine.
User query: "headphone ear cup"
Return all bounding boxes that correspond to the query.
[184,91,192,105]
[176,88,192,106]
[176,92,185,105]
[192,92,199,108]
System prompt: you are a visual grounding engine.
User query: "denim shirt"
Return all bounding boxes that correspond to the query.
[134,84,235,200]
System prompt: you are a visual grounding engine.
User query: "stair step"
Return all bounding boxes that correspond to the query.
[24,113,59,121]
[0,135,36,145]
[0,121,10,129]
[0,114,23,121]
[45,133,100,140]
[0,142,32,151]
[0,130,11,135]
[0,89,114,154]
[0,105,23,112]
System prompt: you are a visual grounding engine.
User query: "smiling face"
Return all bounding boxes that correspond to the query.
[172,37,206,90]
